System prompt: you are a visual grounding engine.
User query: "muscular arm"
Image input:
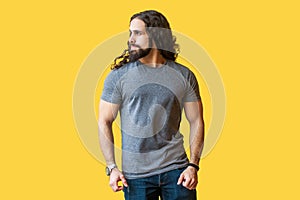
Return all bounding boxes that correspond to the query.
[98,100,127,191]
[98,100,119,165]
[185,100,205,165]
[177,100,204,190]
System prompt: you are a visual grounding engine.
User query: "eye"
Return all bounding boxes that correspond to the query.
[132,30,143,36]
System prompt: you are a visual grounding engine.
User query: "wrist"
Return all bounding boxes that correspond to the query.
[187,163,200,171]
[105,164,118,176]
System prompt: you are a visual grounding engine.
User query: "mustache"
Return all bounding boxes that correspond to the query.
[127,42,142,50]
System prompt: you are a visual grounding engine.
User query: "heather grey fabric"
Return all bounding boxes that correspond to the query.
[101,60,200,179]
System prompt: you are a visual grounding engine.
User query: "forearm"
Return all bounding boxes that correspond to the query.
[98,120,116,165]
[178,119,203,190]
[189,120,204,165]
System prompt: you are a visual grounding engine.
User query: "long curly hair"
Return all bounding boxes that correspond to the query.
[111,10,180,70]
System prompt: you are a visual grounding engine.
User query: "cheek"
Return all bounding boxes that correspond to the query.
[137,37,149,48]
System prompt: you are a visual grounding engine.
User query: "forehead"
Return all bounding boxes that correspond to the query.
[129,18,146,31]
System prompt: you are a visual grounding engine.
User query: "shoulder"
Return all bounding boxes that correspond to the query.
[166,60,195,77]
[105,61,138,82]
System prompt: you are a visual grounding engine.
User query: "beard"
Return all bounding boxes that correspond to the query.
[128,48,151,62]
[128,39,153,62]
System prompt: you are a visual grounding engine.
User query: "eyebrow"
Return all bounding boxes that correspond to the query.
[129,30,143,34]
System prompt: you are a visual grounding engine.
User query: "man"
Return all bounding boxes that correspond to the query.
[98,10,204,200]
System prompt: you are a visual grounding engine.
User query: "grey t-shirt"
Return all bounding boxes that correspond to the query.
[101,60,201,179]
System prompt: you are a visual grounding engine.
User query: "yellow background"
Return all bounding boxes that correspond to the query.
[1,0,299,199]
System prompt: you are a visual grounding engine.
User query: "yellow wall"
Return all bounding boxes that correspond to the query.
[1,0,299,199]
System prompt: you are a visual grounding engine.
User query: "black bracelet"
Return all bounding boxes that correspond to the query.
[187,163,200,171]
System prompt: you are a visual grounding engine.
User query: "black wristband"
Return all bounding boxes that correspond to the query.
[187,163,200,171]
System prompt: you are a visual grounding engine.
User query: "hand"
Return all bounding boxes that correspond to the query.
[177,166,198,190]
[109,168,128,192]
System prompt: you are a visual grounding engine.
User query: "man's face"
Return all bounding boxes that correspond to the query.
[128,18,152,62]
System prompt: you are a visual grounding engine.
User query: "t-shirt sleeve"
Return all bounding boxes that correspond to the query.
[101,71,122,104]
[183,70,201,102]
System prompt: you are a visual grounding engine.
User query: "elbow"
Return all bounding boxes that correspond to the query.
[98,119,112,127]
[98,119,113,134]
[190,118,204,128]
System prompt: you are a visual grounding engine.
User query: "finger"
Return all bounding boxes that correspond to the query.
[182,177,192,188]
[109,180,118,192]
[189,179,199,190]
[177,173,185,185]
[187,179,196,190]
[120,174,128,187]
[116,185,124,191]
[190,183,197,190]
[109,177,118,192]
[188,178,195,187]
[192,179,198,188]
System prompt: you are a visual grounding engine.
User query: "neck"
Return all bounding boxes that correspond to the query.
[139,49,166,68]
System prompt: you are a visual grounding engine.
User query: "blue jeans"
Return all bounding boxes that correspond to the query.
[123,167,197,200]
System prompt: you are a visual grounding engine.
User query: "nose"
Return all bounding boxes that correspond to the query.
[129,34,135,44]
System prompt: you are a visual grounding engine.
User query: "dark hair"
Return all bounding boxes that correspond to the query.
[111,10,179,69]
